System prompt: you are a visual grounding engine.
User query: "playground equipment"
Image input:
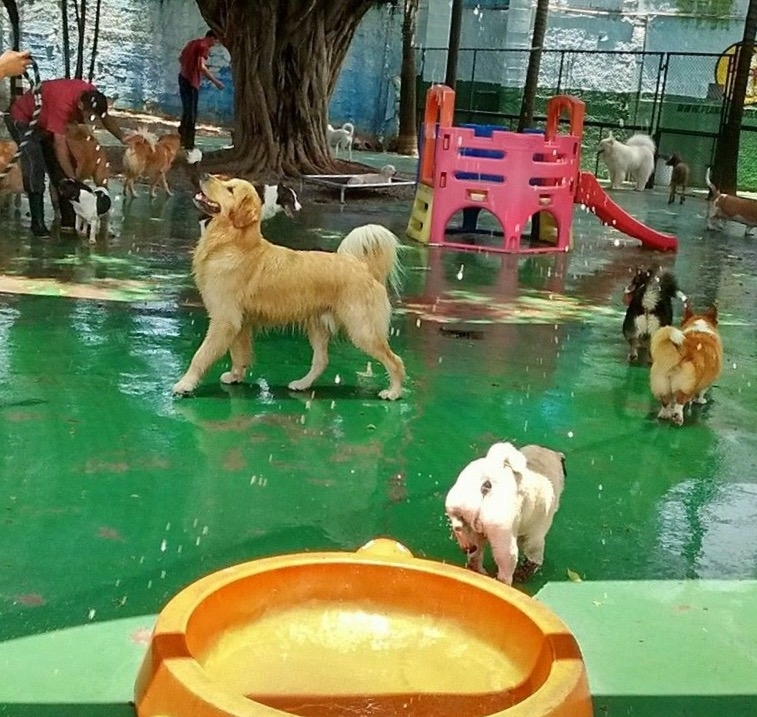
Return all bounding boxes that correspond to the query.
[135,538,593,717]
[407,85,678,253]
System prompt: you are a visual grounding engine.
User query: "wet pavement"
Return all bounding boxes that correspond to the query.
[1,171,756,715]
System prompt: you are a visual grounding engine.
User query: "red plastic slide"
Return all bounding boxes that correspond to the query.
[575,172,678,252]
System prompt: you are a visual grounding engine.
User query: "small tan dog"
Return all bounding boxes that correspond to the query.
[705,167,757,235]
[122,128,181,198]
[67,124,110,186]
[0,139,23,209]
[346,164,396,186]
[172,174,405,400]
[665,153,689,205]
[445,441,566,585]
[650,304,723,426]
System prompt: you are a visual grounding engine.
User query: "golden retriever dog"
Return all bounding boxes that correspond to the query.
[0,139,23,210]
[122,128,181,198]
[67,123,110,186]
[172,174,405,400]
[650,304,723,426]
[445,442,566,585]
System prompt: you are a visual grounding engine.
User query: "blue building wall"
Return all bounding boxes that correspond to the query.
[0,0,401,139]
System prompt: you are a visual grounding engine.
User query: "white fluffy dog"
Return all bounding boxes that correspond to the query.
[597,132,656,190]
[327,122,354,160]
[445,442,566,585]
[346,164,396,186]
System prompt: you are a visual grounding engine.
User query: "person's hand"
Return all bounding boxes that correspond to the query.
[0,50,31,79]
[214,79,224,90]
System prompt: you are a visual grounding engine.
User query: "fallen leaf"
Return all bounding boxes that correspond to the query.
[566,568,583,582]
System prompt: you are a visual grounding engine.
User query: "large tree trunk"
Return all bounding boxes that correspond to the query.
[713,0,757,193]
[396,0,419,156]
[517,0,549,132]
[195,0,382,177]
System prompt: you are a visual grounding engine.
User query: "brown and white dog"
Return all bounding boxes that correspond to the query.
[666,153,689,205]
[649,304,723,426]
[705,167,757,235]
[0,139,23,210]
[445,441,566,585]
[67,124,110,187]
[122,128,182,198]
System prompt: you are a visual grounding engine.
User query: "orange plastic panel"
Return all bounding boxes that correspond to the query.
[545,95,586,140]
[420,84,456,187]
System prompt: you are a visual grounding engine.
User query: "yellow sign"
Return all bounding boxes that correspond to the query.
[715,42,757,105]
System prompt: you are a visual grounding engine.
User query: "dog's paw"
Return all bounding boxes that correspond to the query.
[220,371,244,385]
[657,405,673,420]
[671,411,685,426]
[172,378,196,396]
[379,387,402,401]
[513,559,540,583]
[288,378,313,392]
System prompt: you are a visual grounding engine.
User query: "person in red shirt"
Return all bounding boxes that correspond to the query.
[178,30,224,163]
[7,78,125,237]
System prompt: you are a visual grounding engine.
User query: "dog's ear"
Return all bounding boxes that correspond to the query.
[704,304,718,325]
[486,442,528,475]
[230,186,260,229]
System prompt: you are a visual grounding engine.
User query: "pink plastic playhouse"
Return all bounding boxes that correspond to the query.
[406,85,677,254]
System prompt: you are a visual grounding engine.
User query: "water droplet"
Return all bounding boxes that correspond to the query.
[567,431,574,438]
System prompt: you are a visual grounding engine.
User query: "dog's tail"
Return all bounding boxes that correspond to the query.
[705,167,719,197]
[658,271,687,304]
[650,325,685,370]
[342,122,355,137]
[337,224,402,294]
[626,133,656,155]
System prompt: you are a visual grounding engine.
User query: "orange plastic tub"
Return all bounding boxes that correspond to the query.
[134,539,592,717]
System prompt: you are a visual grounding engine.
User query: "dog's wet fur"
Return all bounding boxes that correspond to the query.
[622,268,684,363]
[666,153,689,205]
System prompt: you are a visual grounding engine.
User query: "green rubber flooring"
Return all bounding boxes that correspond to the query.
[0,171,756,716]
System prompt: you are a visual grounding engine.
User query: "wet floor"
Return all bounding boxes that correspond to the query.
[1,177,756,710]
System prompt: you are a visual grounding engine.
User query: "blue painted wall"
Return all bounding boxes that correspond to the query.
[0,0,402,139]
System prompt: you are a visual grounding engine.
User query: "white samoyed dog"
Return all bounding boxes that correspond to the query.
[597,132,656,190]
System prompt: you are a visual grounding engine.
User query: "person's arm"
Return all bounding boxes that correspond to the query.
[52,133,77,178]
[0,50,31,78]
[100,113,125,144]
[201,59,223,90]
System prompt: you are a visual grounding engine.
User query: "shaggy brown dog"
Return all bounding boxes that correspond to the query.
[172,174,405,400]
[67,124,110,186]
[665,152,689,205]
[650,304,723,426]
[122,128,181,198]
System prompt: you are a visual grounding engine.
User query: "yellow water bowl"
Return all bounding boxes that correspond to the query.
[134,538,592,717]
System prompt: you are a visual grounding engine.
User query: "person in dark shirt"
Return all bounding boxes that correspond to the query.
[178,30,224,163]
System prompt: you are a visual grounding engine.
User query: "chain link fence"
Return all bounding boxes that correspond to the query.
[418,47,757,189]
